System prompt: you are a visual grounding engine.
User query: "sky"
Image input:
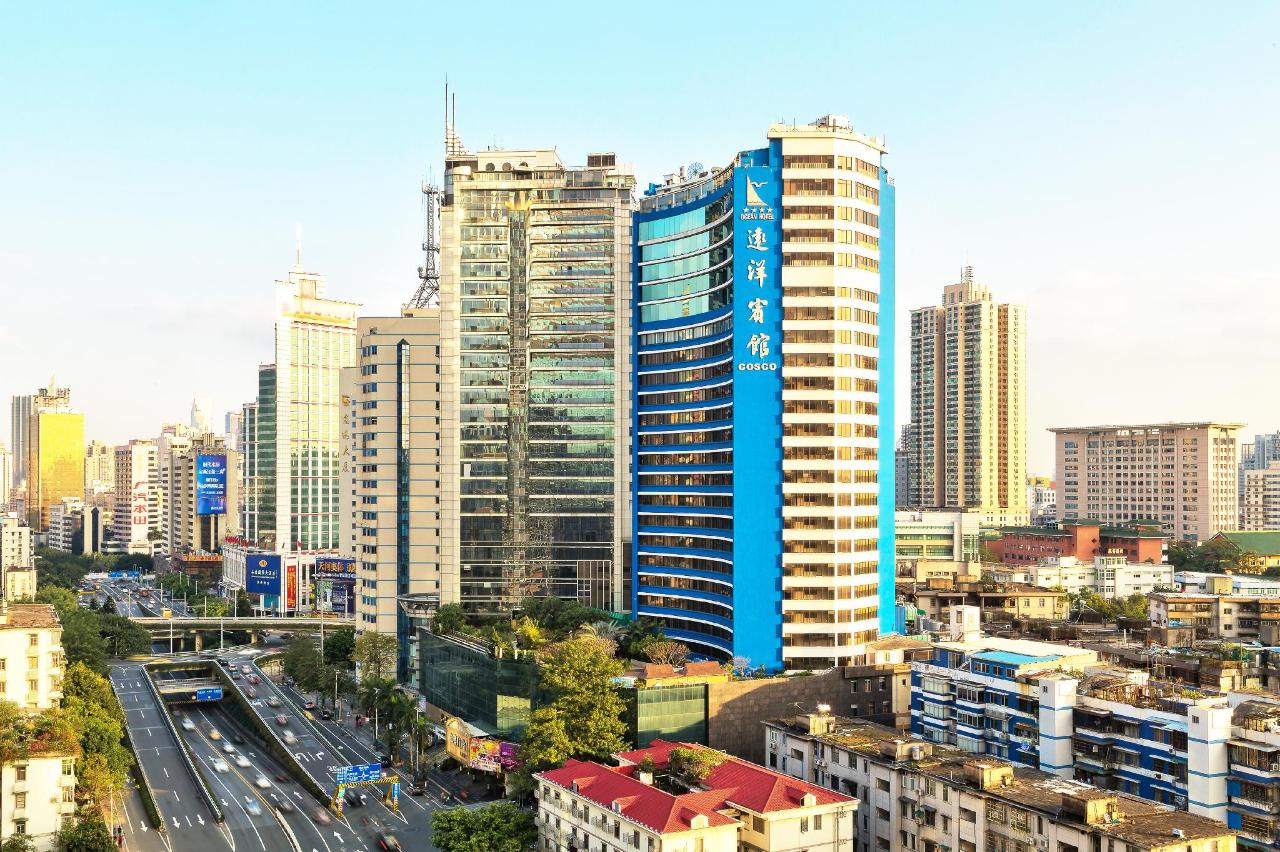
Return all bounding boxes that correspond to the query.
[1,1,1278,474]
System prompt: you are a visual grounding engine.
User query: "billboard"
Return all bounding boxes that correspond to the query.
[195,453,228,515]
[314,557,356,616]
[246,554,281,595]
[286,562,297,611]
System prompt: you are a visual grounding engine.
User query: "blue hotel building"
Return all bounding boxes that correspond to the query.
[631,115,895,671]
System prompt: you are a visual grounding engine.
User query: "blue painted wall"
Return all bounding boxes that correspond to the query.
[878,170,897,634]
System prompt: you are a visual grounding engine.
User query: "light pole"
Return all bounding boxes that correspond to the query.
[334,670,340,721]
[168,613,174,655]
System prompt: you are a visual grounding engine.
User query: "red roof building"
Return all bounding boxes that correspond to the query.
[535,740,855,852]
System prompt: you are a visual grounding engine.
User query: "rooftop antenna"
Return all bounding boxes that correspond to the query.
[294,224,302,267]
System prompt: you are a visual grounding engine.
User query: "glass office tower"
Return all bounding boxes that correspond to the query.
[633,116,895,670]
[440,140,634,613]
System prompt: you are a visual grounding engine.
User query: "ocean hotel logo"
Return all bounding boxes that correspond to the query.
[740,177,774,221]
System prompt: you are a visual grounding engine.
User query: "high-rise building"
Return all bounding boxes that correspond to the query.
[224,411,242,451]
[440,136,633,613]
[271,269,357,557]
[0,514,33,570]
[154,423,193,557]
[238,365,276,547]
[631,116,895,670]
[190,397,211,433]
[165,434,238,554]
[9,395,31,492]
[25,380,83,532]
[0,442,10,511]
[112,440,158,553]
[895,423,913,508]
[1052,422,1242,542]
[907,271,1027,525]
[83,439,115,505]
[1241,461,1280,530]
[1240,430,1280,524]
[340,310,442,679]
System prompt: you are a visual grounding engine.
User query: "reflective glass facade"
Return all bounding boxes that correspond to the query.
[441,149,634,612]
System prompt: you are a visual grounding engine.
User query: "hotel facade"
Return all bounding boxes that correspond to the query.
[631,115,895,670]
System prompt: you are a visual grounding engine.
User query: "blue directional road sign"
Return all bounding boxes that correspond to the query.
[195,688,223,701]
[392,782,400,800]
[335,764,382,785]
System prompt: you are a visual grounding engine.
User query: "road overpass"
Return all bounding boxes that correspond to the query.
[133,616,347,630]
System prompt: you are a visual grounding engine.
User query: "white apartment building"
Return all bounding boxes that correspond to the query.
[164,435,238,555]
[0,603,64,710]
[3,567,36,603]
[535,740,855,852]
[1053,422,1242,542]
[45,498,82,553]
[112,439,158,554]
[339,309,442,681]
[82,439,114,504]
[764,712,1238,852]
[1032,555,1174,599]
[1,514,33,569]
[1242,461,1280,530]
[1,752,77,851]
[908,271,1028,525]
[154,424,193,556]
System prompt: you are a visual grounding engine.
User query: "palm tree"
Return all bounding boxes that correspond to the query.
[578,620,623,642]
[381,692,415,765]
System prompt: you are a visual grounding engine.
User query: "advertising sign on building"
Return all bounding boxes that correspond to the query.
[285,561,297,611]
[246,554,281,595]
[195,453,228,515]
[314,556,356,615]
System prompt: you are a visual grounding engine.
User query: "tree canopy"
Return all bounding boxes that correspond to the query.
[57,814,115,852]
[323,625,356,665]
[430,802,537,852]
[353,630,398,680]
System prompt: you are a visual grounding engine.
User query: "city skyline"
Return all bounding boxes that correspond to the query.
[3,3,1279,473]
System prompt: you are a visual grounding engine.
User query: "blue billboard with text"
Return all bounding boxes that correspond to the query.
[245,555,281,595]
[195,453,227,515]
[314,557,356,616]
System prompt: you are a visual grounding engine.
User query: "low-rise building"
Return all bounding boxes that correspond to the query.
[1,514,33,569]
[1032,555,1174,598]
[1149,590,1280,643]
[45,497,82,553]
[895,510,983,569]
[764,712,1238,852]
[911,620,1098,765]
[1208,531,1280,574]
[990,520,1167,566]
[534,740,855,852]
[904,580,1070,627]
[1176,572,1280,597]
[3,567,36,602]
[1,749,78,851]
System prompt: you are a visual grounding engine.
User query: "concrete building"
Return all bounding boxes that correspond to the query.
[1028,474,1056,525]
[895,423,913,508]
[3,567,36,602]
[989,519,1167,566]
[440,133,635,615]
[83,439,114,504]
[907,270,1028,525]
[339,309,442,681]
[1,514,33,570]
[895,510,982,569]
[0,602,75,850]
[112,440,158,554]
[164,435,238,555]
[1031,555,1174,599]
[0,442,10,511]
[1053,422,1242,542]
[1240,431,1280,523]
[1148,586,1280,644]
[45,498,83,553]
[9,395,31,492]
[764,711,1238,852]
[238,365,275,549]
[910,622,1098,765]
[154,423,193,557]
[904,581,1070,628]
[631,115,896,670]
[1242,462,1280,531]
[534,740,856,852]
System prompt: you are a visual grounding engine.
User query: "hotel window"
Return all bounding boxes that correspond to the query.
[855,183,879,204]
[837,179,853,197]
[856,158,880,178]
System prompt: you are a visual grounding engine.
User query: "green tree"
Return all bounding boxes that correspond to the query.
[61,663,123,722]
[534,637,627,760]
[432,603,467,635]
[1167,540,1199,570]
[97,614,152,658]
[517,707,574,774]
[1197,537,1243,573]
[58,815,115,852]
[669,746,726,783]
[1,833,36,852]
[352,630,398,680]
[323,626,356,666]
[282,635,324,693]
[36,585,81,614]
[430,802,537,852]
[1113,593,1150,620]
[620,616,664,660]
[58,609,108,673]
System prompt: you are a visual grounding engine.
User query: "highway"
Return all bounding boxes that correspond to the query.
[109,664,231,852]
[218,648,448,850]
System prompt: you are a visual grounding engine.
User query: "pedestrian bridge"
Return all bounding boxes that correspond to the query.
[133,616,348,631]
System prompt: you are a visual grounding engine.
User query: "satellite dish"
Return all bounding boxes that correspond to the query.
[688,162,704,177]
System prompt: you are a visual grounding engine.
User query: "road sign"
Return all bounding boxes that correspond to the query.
[195,688,223,701]
[335,763,381,785]
[392,782,399,801]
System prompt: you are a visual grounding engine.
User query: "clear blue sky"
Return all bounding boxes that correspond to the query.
[2,1,1278,472]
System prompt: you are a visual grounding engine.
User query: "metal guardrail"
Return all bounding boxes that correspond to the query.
[141,665,226,823]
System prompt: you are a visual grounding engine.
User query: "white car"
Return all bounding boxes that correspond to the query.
[243,796,262,816]
[222,742,235,754]
[180,717,195,731]
[211,757,229,773]
[254,774,270,789]
[234,754,251,768]
[283,731,298,745]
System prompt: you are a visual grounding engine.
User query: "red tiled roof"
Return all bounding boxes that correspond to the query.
[682,661,724,676]
[612,740,852,814]
[537,760,737,834]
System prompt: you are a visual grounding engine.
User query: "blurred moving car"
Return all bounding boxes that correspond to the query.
[376,833,401,851]
[242,797,262,816]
